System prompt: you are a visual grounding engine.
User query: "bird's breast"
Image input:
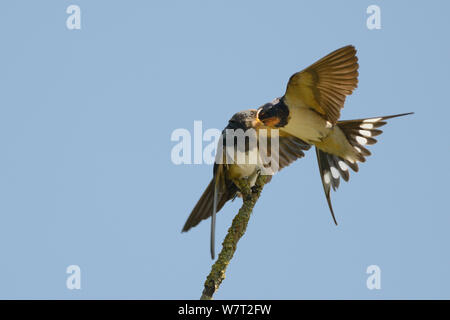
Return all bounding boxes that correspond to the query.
[227,163,258,180]
[224,145,262,187]
[282,106,332,143]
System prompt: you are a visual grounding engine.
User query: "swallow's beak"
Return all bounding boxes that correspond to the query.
[252,117,263,128]
[257,106,281,127]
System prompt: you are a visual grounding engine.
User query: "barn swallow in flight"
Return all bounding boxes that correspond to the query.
[256,45,413,224]
[182,109,310,259]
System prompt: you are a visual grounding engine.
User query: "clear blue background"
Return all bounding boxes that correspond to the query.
[0,0,448,299]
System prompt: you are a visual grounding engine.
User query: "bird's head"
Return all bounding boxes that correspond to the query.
[228,109,262,130]
[256,98,289,128]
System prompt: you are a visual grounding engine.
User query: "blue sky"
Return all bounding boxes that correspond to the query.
[0,1,449,299]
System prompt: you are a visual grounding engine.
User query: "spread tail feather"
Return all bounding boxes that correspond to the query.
[316,112,413,224]
[315,147,339,225]
[338,112,414,163]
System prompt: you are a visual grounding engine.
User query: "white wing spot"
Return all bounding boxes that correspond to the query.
[359,129,372,137]
[363,117,382,123]
[354,146,362,153]
[356,136,368,145]
[330,166,340,179]
[338,160,348,171]
[360,123,374,129]
[324,171,331,184]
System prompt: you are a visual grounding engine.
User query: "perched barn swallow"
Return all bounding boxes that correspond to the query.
[256,45,413,224]
[182,109,310,259]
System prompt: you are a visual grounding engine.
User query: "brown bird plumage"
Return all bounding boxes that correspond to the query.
[257,45,413,224]
[182,109,310,258]
[284,45,359,125]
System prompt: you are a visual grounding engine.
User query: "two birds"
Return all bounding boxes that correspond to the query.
[182,45,412,259]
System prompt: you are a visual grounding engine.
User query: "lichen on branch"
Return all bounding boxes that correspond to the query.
[200,174,269,300]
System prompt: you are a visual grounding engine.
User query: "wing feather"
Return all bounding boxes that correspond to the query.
[284,45,359,124]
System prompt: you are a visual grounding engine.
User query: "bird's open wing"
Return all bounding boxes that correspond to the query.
[284,45,359,124]
[181,165,236,234]
[258,129,311,173]
[277,134,311,170]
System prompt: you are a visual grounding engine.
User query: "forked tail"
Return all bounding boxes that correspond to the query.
[316,112,413,224]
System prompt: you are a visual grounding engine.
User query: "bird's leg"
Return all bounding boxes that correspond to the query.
[250,168,262,194]
[234,169,263,198]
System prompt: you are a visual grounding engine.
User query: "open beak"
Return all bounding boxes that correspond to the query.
[252,111,264,128]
